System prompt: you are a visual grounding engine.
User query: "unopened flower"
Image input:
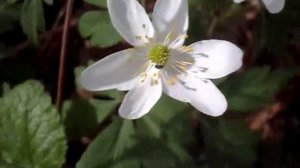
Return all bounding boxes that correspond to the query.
[80,0,243,119]
[233,0,285,13]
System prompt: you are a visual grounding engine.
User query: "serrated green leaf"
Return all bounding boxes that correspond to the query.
[0,80,67,168]
[133,97,195,167]
[162,112,193,147]
[1,82,10,96]
[63,97,121,140]
[136,95,188,138]
[21,0,45,43]
[119,135,195,168]
[121,135,179,168]
[76,118,134,168]
[135,94,193,160]
[218,118,259,147]
[220,67,294,112]
[84,0,107,8]
[136,116,162,138]
[79,11,122,47]
[200,116,259,168]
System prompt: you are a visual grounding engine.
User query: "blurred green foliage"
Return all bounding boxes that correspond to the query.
[0,2,20,34]
[84,0,107,8]
[200,115,259,168]
[220,67,294,112]
[21,0,45,43]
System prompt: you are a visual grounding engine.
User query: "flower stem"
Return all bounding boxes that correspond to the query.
[56,0,74,111]
[207,15,218,38]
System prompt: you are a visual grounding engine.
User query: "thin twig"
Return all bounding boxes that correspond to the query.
[56,0,74,111]
[207,14,218,38]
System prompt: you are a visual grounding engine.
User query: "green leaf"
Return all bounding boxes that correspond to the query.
[136,115,162,138]
[162,112,193,147]
[1,82,10,96]
[133,96,194,167]
[63,97,121,140]
[84,0,107,8]
[111,160,140,168]
[0,80,67,168]
[220,67,294,112]
[218,118,259,147]
[0,2,21,34]
[147,95,188,123]
[135,95,193,162]
[136,95,188,137]
[21,0,45,43]
[120,135,195,168]
[200,116,259,168]
[76,118,134,168]
[79,11,122,47]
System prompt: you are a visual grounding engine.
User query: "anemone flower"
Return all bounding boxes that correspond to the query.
[80,0,243,119]
[233,0,285,13]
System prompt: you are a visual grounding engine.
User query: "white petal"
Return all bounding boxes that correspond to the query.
[108,0,154,46]
[119,69,162,119]
[188,40,243,79]
[162,75,227,116]
[80,49,146,91]
[233,0,246,3]
[262,0,285,13]
[152,0,188,45]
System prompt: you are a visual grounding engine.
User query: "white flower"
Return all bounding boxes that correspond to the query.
[80,0,243,119]
[233,0,285,13]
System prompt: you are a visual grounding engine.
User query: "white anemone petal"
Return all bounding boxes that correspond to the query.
[262,0,285,13]
[80,49,146,91]
[119,69,162,119]
[108,0,154,46]
[188,40,243,79]
[162,75,227,116]
[153,0,188,46]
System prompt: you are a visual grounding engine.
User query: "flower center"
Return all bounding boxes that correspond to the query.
[148,44,170,69]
